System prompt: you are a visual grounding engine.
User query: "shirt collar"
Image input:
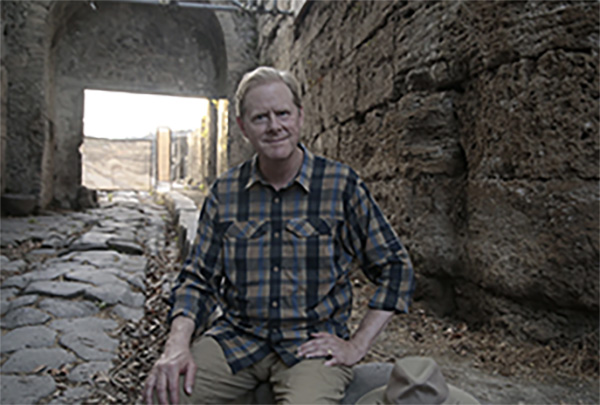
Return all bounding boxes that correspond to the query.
[245,143,313,193]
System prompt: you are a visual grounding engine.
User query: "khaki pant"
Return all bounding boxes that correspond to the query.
[178,336,353,404]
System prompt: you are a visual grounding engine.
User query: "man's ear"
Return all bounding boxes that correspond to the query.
[236,116,248,139]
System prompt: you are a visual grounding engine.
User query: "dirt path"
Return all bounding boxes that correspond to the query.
[353,276,599,405]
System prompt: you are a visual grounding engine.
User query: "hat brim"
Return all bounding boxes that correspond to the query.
[447,384,480,405]
[354,386,386,405]
[354,384,480,405]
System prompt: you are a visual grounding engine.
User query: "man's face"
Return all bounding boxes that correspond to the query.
[237,81,304,164]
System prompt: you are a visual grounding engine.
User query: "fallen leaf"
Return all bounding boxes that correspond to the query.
[32,364,47,374]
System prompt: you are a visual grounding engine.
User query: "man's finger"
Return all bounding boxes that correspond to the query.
[184,363,197,396]
[144,374,156,405]
[297,340,319,356]
[167,368,180,405]
[156,372,168,405]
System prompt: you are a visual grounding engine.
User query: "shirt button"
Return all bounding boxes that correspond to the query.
[274,232,280,238]
[271,300,278,308]
[273,197,280,204]
[273,266,279,272]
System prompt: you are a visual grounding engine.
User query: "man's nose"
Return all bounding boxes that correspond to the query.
[267,113,282,131]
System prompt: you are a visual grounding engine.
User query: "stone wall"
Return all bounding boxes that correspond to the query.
[1,0,256,210]
[81,137,152,191]
[257,0,599,343]
[2,1,53,205]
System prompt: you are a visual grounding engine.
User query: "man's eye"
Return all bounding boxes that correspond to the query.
[252,115,267,122]
[277,111,290,117]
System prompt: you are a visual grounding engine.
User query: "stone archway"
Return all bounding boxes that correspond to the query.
[49,1,228,209]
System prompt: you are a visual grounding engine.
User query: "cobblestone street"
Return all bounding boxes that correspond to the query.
[0,191,174,404]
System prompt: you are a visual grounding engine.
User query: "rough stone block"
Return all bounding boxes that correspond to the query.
[0,375,56,405]
[60,330,118,361]
[67,361,113,383]
[24,280,88,298]
[39,298,99,318]
[0,325,57,353]
[1,306,51,329]
[1,347,77,373]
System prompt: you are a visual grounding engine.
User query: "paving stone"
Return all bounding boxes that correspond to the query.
[0,325,57,353]
[2,274,30,289]
[112,304,144,322]
[0,258,27,275]
[65,269,127,287]
[68,360,113,383]
[1,287,20,299]
[7,294,39,310]
[1,299,10,316]
[25,263,76,281]
[1,347,77,372]
[0,255,9,267]
[65,211,99,225]
[120,255,148,274]
[103,206,146,222]
[60,330,118,361]
[107,238,144,255]
[69,231,113,250]
[49,317,118,333]
[64,250,127,268]
[110,229,137,241]
[1,232,29,247]
[41,232,68,249]
[48,385,92,404]
[26,248,58,261]
[92,222,119,233]
[39,298,99,318]
[84,283,144,307]
[24,280,88,298]
[0,375,56,405]
[1,306,51,329]
[119,271,146,291]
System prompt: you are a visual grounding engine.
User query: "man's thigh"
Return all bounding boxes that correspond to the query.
[181,336,259,404]
[270,358,353,404]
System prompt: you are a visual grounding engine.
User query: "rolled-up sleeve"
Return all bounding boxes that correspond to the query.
[343,177,415,313]
[169,189,223,332]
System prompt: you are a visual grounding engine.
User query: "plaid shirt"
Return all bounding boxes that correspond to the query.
[170,144,414,374]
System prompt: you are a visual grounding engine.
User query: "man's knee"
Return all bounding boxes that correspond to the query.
[271,359,353,404]
[189,336,260,403]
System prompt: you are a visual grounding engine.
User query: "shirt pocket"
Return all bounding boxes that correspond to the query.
[222,220,269,292]
[283,218,341,307]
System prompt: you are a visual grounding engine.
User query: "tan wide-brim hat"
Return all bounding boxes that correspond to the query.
[356,357,480,405]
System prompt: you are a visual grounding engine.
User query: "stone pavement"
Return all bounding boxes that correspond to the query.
[0,190,186,404]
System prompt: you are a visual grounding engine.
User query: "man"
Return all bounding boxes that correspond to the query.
[143,66,414,404]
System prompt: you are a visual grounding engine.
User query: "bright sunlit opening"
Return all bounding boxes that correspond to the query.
[84,89,208,139]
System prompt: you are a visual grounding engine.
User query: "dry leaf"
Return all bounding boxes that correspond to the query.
[32,364,47,374]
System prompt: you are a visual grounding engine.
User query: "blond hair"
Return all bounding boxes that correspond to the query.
[235,66,302,118]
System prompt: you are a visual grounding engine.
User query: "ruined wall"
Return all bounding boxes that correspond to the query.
[81,137,152,191]
[257,0,599,343]
[50,1,228,209]
[2,2,54,205]
[0,4,7,196]
[215,10,259,168]
[1,0,256,210]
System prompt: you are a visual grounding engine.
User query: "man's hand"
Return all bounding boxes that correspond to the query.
[297,309,395,367]
[297,332,367,367]
[143,317,196,405]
